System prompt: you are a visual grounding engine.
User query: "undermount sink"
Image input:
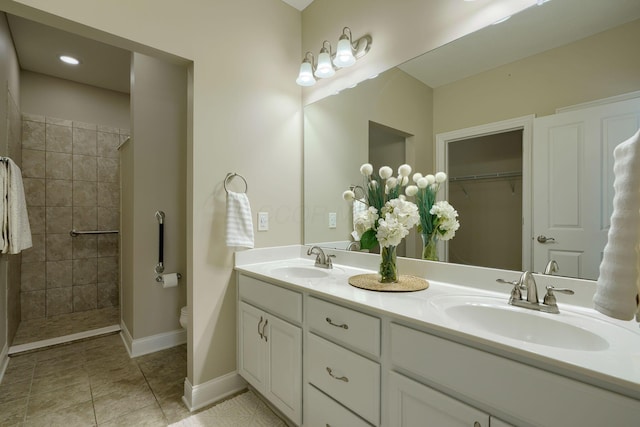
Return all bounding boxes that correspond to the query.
[269,266,331,279]
[432,296,612,351]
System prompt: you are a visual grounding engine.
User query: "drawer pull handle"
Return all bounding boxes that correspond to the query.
[325,317,349,329]
[263,319,268,342]
[326,367,349,382]
[473,422,481,427]
[258,316,264,339]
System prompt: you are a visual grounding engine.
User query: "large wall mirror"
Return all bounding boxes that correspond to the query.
[303,0,640,281]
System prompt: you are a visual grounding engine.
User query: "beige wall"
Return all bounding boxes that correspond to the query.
[2,0,302,387]
[304,68,432,255]
[301,0,534,105]
[123,52,187,339]
[21,71,130,129]
[434,18,640,135]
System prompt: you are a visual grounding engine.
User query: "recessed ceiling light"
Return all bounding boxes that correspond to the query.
[59,55,80,65]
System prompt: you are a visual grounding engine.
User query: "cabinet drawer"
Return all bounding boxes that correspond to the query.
[307,333,380,426]
[307,296,380,358]
[305,384,372,427]
[238,274,302,323]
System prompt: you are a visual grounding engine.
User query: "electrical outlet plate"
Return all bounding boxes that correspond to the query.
[258,212,269,231]
[329,212,337,229]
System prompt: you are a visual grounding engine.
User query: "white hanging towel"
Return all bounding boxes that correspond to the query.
[225,190,254,249]
[593,129,640,320]
[5,158,32,254]
[0,162,8,252]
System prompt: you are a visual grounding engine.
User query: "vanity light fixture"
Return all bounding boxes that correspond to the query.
[296,26,372,87]
[59,54,80,65]
[296,52,316,87]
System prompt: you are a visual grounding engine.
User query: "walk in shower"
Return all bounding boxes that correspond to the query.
[13,114,127,349]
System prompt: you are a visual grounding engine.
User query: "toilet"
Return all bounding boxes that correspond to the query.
[180,306,188,329]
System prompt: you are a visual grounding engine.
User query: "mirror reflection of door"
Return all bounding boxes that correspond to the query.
[368,121,413,257]
[447,131,523,270]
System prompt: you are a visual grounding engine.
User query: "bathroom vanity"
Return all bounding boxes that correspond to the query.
[235,246,640,427]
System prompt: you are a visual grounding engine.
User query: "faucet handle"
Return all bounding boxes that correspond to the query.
[543,285,575,306]
[326,254,336,268]
[496,278,523,300]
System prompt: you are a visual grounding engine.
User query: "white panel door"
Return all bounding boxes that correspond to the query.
[532,97,640,279]
[265,314,302,425]
[388,371,489,427]
[238,301,266,391]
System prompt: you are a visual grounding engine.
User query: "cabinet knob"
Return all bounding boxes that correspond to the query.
[325,317,349,329]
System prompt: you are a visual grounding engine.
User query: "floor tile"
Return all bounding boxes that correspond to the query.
[30,366,90,395]
[24,400,96,427]
[27,381,92,418]
[0,378,31,405]
[0,396,28,425]
[98,402,166,427]
[92,382,157,424]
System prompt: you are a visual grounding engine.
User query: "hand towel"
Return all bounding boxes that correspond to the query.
[226,190,254,249]
[5,158,32,254]
[593,129,640,320]
[0,162,7,252]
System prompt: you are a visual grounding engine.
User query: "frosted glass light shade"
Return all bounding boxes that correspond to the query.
[333,37,356,68]
[314,51,335,78]
[296,61,316,86]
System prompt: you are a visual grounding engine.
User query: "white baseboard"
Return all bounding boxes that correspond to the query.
[182,372,247,412]
[120,321,186,358]
[0,342,8,384]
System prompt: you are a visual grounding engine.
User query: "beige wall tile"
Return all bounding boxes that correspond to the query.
[22,149,46,178]
[45,124,72,153]
[72,121,97,131]
[97,157,119,183]
[45,233,72,261]
[97,257,118,283]
[45,152,72,180]
[97,182,119,207]
[21,234,46,263]
[45,260,72,289]
[98,234,118,257]
[72,181,97,207]
[73,128,97,155]
[45,287,73,316]
[21,291,45,320]
[72,206,97,230]
[73,155,97,181]
[97,207,119,230]
[45,207,72,234]
[72,235,98,259]
[21,262,46,292]
[24,178,46,206]
[97,282,119,308]
[27,206,45,234]
[45,117,72,127]
[22,120,45,150]
[23,113,45,123]
[73,284,97,312]
[97,132,120,158]
[73,258,97,285]
[45,180,73,207]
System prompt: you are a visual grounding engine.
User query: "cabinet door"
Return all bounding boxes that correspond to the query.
[238,301,266,391]
[265,314,302,425]
[388,372,490,427]
[490,417,514,427]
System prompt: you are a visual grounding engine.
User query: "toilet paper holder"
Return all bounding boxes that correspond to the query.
[156,273,182,283]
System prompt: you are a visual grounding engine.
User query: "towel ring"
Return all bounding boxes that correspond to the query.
[224,172,248,194]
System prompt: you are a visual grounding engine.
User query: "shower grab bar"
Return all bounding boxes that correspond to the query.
[155,211,165,275]
[70,229,119,237]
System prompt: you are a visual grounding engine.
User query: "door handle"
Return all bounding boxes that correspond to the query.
[262,319,268,342]
[537,235,556,243]
[257,316,264,339]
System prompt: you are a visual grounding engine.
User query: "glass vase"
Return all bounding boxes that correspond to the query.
[379,245,398,283]
[421,233,439,261]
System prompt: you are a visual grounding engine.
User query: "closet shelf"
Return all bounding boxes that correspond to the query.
[449,171,522,182]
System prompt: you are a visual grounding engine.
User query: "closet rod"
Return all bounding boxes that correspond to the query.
[449,171,522,183]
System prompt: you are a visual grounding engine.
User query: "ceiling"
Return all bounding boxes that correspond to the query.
[281,0,315,11]
[7,14,131,94]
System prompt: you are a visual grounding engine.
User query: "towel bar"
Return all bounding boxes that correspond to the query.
[70,229,119,237]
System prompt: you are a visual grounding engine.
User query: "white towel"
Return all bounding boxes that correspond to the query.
[0,163,7,252]
[593,129,640,320]
[225,191,254,248]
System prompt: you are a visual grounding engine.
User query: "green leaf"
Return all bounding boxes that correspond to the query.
[360,229,378,250]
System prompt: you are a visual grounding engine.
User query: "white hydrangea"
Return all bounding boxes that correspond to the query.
[429,200,460,241]
[376,215,409,247]
[353,206,378,240]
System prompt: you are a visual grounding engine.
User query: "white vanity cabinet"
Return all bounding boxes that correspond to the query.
[305,296,381,426]
[237,275,302,425]
[388,371,490,427]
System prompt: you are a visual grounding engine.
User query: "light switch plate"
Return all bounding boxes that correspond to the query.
[329,212,337,229]
[258,212,269,231]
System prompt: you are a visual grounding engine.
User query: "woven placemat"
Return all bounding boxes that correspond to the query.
[348,274,429,292]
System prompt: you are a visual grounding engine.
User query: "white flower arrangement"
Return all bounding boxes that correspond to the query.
[429,200,460,241]
[345,163,420,249]
[413,171,460,242]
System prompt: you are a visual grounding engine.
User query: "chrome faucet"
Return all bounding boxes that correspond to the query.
[307,246,334,269]
[346,241,360,251]
[497,271,574,314]
[544,259,559,275]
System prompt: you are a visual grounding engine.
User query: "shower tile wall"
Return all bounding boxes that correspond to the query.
[20,114,128,321]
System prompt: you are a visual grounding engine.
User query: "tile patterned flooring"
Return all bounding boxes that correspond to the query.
[11,307,120,346]
[1,333,285,426]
